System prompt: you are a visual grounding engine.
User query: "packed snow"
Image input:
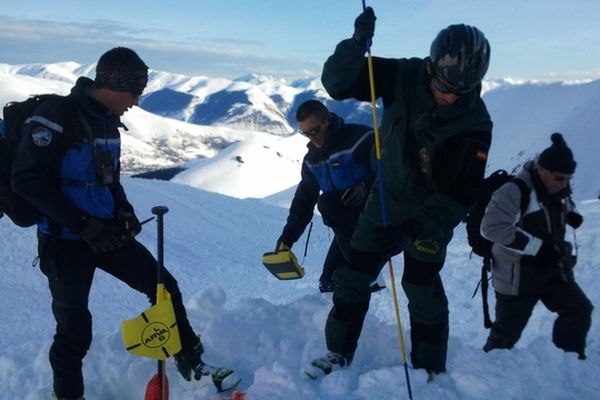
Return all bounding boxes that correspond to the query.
[0,177,598,399]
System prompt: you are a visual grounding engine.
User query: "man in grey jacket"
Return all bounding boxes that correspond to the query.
[481,133,593,359]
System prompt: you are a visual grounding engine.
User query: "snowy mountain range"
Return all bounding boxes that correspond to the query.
[1,62,599,200]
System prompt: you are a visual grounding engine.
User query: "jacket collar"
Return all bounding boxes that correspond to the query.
[71,77,126,129]
[412,59,490,145]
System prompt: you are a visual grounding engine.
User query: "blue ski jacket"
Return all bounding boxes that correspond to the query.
[279,113,374,247]
[11,77,130,239]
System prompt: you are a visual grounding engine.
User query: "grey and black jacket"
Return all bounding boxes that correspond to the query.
[481,161,579,296]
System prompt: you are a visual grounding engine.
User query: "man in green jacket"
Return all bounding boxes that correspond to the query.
[308,7,493,377]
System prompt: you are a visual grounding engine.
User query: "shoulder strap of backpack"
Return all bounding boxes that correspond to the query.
[75,107,93,142]
[480,256,493,329]
[512,177,530,214]
[57,95,94,149]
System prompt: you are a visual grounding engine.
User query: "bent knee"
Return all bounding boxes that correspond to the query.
[333,268,372,304]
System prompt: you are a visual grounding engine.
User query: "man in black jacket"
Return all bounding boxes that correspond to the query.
[311,7,492,377]
[275,99,378,292]
[11,47,236,399]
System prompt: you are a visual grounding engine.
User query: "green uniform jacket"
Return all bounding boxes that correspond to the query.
[322,39,493,262]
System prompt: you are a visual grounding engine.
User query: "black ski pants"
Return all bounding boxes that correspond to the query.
[38,233,198,398]
[486,280,593,356]
[320,238,346,284]
[401,256,448,373]
[326,247,447,372]
[317,192,361,284]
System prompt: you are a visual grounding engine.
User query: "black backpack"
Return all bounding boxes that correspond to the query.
[464,169,530,328]
[0,94,73,227]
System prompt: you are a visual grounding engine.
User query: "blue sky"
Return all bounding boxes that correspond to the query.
[1,0,599,82]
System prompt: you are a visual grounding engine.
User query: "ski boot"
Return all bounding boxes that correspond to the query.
[175,337,241,392]
[304,351,353,379]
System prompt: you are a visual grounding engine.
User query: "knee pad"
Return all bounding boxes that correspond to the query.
[333,268,373,304]
[402,280,448,322]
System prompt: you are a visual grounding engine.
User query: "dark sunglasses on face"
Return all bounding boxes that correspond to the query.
[432,75,473,95]
[299,122,322,137]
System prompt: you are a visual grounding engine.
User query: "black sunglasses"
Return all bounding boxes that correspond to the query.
[299,122,323,137]
[432,75,473,95]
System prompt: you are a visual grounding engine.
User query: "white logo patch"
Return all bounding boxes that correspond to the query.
[31,128,53,147]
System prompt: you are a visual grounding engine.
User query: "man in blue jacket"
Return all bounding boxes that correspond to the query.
[12,47,236,399]
[276,99,379,292]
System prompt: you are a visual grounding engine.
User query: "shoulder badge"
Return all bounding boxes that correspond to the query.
[31,127,53,147]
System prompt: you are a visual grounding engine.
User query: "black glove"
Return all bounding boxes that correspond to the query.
[274,240,290,254]
[353,6,376,48]
[558,241,576,269]
[115,207,142,241]
[375,219,417,255]
[567,212,583,229]
[341,182,368,208]
[538,240,575,282]
[78,216,122,253]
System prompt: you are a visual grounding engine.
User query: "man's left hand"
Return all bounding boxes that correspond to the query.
[341,182,368,208]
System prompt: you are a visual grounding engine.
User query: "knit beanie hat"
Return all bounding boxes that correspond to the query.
[94,47,148,95]
[538,132,577,174]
